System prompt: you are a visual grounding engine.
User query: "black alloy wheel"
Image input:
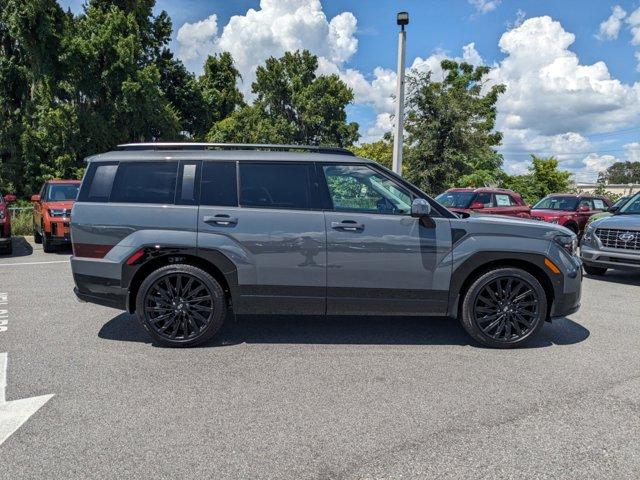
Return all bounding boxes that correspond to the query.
[136,264,226,347]
[460,267,547,348]
[472,276,539,342]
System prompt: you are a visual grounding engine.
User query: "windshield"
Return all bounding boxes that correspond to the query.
[435,191,475,208]
[44,183,80,201]
[612,196,630,208]
[533,196,578,211]
[618,193,640,214]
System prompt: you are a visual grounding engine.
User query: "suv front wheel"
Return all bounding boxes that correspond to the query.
[135,264,227,347]
[460,267,547,348]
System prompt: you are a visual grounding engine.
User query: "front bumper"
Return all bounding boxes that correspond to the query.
[580,244,640,271]
[47,218,71,243]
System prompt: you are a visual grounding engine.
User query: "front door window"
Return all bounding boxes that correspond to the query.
[322,164,411,215]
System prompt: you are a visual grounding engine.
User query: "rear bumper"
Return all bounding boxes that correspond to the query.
[71,256,127,311]
[580,244,640,271]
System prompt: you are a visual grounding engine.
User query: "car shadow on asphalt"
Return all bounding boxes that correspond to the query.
[583,271,640,286]
[0,236,33,258]
[98,313,590,349]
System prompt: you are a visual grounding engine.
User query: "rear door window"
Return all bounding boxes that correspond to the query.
[592,198,606,210]
[200,161,238,206]
[110,162,178,204]
[239,162,315,210]
[475,192,494,207]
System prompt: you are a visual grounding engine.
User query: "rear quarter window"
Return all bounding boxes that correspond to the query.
[77,163,118,203]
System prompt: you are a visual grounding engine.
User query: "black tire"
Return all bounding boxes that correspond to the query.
[460,267,547,349]
[0,240,11,256]
[565,223,579,235]
[42,233,55,253]
[33,223,42,244]
[584,265,607,276]
[135,264,226,347]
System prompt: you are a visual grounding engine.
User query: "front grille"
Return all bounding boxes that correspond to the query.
[595,228,640,250]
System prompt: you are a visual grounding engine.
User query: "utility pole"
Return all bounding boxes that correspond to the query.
[392,11,409,176]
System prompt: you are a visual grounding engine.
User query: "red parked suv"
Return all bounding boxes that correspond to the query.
[0,192,16,255]
[435,188,531,218]
[530,194,611,235]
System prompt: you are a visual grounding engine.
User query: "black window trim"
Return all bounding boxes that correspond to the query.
[236,160,322,211]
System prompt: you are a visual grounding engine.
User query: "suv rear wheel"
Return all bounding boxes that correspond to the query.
[135,264,226,347]
[460,267,547,348]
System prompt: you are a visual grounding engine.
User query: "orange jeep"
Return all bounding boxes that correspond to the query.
[32,180,81,252]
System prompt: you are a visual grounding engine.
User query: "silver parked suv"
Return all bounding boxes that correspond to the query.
[70,143,582,348]
[581,192,640,275]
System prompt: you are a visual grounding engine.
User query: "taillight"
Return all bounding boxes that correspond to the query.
[72,243,113,258]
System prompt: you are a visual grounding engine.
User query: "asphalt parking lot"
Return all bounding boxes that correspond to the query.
[0,236,639,479]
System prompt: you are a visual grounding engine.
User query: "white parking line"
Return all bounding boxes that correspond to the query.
[0,260,69,267]
[0,353,54,446]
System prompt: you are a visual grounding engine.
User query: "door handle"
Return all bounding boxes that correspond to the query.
[331,220,364,231]
[203,214,238,226]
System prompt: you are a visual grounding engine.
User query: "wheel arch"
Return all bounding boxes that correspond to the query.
[124,247,239,314]
[450,253,557,321]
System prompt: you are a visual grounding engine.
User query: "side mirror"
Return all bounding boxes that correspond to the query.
[470,201,484,209]
[578,205,590,212]
[3,194,16,203]
[31,194,40,202]
[608,206,619,213]
[411,198,431,218]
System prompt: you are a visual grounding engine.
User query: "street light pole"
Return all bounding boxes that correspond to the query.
[392,11,409,176]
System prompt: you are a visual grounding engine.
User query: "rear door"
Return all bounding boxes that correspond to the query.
[196,161,326,315]
[320,163,452,316]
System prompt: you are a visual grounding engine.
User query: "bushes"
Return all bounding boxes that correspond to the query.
[9,209,33,236]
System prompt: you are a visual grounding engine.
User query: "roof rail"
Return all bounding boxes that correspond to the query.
[116,142,355,156]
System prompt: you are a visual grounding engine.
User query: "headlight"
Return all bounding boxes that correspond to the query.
[554,233,577,256]
[48,208,67,217]
[582,224,596,243]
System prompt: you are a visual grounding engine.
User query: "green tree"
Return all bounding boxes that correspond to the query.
[199,52,244,136]
[403,60,506,195]
[0,0,68,195]
[349,135,393,169]
[208,50,359,146]
[502,155,572,205]
[597,161,640,184]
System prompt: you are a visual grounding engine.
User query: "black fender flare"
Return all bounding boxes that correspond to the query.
[448,251,562,318]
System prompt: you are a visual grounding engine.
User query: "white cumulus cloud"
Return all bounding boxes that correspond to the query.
[469,0,502,14]
[596,5,626,40]
[176,0,358,96]
[628,7,640,45]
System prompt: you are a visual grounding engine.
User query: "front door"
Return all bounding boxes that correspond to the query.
[320,163,452,316]
[197,161,326,315]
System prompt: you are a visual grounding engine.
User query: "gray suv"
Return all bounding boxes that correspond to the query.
[70,143,582,348]
[581,192,640,275]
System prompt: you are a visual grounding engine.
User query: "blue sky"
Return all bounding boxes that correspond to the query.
[58,1,640,183]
